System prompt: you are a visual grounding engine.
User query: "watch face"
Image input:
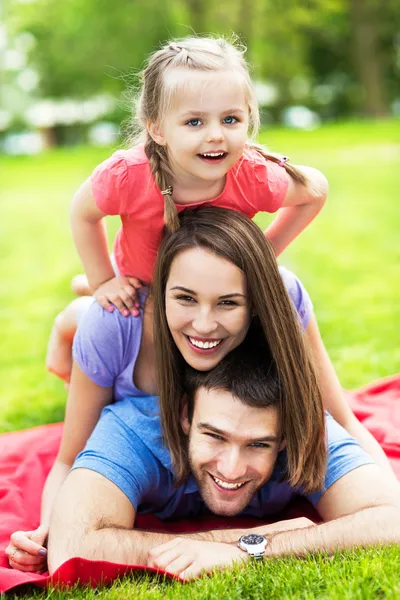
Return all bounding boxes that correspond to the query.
[241,534,266,546]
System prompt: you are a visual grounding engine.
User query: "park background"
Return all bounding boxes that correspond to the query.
[1,0,400,598]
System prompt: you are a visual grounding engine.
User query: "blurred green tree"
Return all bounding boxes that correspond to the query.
[6,0,399,119]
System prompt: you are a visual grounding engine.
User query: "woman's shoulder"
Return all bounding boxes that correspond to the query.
[72,299,145,386]
[279,266,313,329]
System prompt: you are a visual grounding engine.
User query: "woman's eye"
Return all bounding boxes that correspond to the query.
[187,119,202,127]
[176,295,195,303]
[219,300,238,307]
[223,116,238,125]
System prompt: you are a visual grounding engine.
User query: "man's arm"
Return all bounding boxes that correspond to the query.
[266,463,400,556]
[48,468,311,574]
[148,464,400,580]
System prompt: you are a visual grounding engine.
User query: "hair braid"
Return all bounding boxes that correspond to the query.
[246,142,307,185]
[144,136,180,232]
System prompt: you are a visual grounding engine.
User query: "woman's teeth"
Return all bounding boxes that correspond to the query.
[212,475,246,490]
[189,337,222,349]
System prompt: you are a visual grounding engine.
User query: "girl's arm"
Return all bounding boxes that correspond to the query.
[70,179,140,315]
[265,166,328,256]
[70,178,114,291]
[6,363,112,572]
[305,313,398,481]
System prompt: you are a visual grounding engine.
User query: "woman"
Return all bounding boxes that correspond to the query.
[7,208,395,573]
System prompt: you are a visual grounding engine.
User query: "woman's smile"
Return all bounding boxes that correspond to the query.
[166,247,251,371]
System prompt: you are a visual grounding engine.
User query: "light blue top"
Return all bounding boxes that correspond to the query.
[73,397,374,518]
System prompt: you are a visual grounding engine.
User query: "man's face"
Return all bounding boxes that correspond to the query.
[181,388,285,517]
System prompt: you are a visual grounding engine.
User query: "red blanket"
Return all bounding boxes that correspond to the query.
[1,375,399,593]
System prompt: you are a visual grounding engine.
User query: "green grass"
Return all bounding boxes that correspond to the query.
[1,118,399,598]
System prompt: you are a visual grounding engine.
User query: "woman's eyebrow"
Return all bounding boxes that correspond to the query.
[219,293,247,299]
[170,286,197,294]
[170,287,246,299]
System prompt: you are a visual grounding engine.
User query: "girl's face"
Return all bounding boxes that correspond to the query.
[152,69,249,188]
[165,247,252,371]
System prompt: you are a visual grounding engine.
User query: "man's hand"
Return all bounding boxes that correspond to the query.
[148,537,248,581]
[94,276,142,316]
[5,526,48,574]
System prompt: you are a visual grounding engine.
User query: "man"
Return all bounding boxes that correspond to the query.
[48,350,400,580]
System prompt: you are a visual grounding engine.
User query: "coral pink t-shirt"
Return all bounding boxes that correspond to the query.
[91,144,289,283]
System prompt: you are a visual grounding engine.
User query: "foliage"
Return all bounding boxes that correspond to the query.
[5,0,400,119]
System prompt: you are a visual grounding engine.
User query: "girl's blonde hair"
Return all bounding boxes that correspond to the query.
[132,36,306,231]
[153,207,326,493]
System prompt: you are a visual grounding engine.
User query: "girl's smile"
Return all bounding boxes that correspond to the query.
[151,69,250,203]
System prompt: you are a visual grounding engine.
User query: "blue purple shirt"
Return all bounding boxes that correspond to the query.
[72,266,373,518]
[72,267,313,400]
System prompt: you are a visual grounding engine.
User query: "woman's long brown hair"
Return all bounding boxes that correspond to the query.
[153,207,326,493]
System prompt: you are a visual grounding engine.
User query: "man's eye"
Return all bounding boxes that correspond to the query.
[187,119,202,127]
[250,442,270,449]
[205,432,224,441]
[223,116,238,124]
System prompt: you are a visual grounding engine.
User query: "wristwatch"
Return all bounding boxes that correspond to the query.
[237,533,268,561]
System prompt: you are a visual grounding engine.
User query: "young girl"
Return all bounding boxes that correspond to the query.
[71,35,328,316]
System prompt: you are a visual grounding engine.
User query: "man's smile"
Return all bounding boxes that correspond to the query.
[208,472,249,492]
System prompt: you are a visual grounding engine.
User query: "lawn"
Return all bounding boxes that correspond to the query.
[0,119,399,598]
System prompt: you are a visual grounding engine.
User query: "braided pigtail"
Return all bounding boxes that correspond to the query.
[247,141,307,186]
[144,136,180,233]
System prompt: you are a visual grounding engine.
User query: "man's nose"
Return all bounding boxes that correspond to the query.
[217,447,247,482]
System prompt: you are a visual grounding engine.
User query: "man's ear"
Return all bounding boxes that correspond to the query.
[279,438,287,452]
[180,397,190,436]
[147,120,166,146]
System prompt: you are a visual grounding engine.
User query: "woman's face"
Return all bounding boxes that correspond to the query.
[165,247,252,371]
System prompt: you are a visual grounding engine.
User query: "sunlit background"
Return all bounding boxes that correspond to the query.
[1,0,399,154]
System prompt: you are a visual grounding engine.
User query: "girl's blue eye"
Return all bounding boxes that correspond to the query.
[223,116,238,124]
[187,119,202,127]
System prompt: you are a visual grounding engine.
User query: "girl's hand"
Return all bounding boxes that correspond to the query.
[94,276,142,316]
[6,526,48,574]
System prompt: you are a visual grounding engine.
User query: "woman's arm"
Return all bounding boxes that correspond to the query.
[41,362,113,527]
[265,165,328,256]
[6,363,112,572]
[305,313,397,481]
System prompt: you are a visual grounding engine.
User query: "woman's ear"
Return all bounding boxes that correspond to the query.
[180,398,190,436]
[147,120,166,146]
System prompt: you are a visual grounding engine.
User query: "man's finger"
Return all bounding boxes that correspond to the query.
[149,537,183,560]
[163,555,193,576]
[179,563,201,581]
